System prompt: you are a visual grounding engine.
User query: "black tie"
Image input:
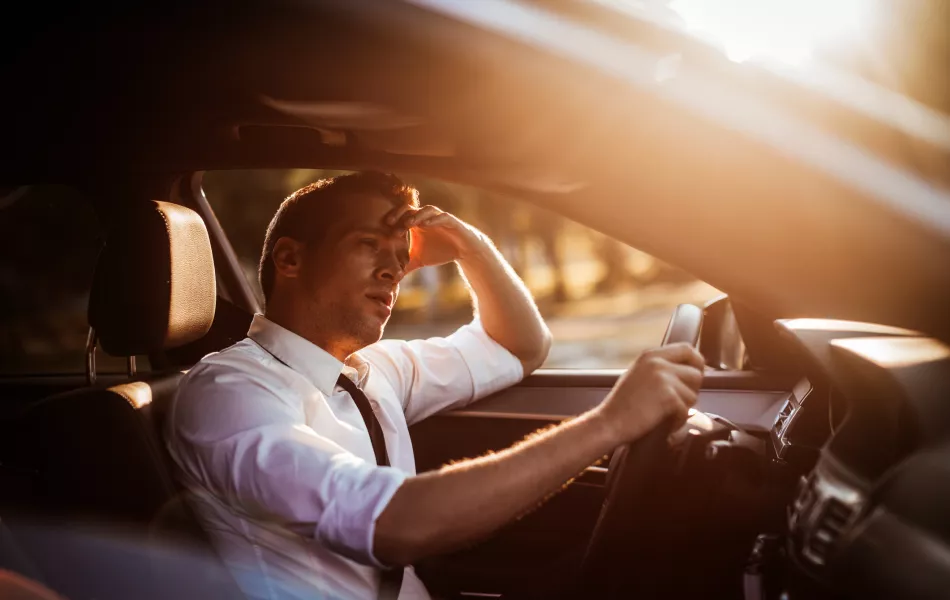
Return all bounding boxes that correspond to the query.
[335,374,404,600]
[336,374,390,467]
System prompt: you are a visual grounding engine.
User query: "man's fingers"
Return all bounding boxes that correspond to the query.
[384,204,415,227]
[419,213,452,228]
[649,342,705,370]
[667,361,704,393]
[398,205,442,230]
[668,375,699,409]
[666,392,691,429]
[395,209,421,230]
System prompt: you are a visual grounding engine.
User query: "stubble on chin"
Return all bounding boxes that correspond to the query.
[339,309,387,351]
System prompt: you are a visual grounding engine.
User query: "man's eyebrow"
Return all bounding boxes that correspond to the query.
[352,226,411,252]
[351,226,393,237]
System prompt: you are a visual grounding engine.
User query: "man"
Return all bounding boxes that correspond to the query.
[165,172,704,600]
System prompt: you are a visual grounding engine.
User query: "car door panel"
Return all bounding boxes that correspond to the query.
[412,370,794,470]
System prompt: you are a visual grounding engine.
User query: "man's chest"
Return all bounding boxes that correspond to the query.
[289,374,418,475]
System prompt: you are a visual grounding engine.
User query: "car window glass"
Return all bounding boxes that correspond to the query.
[203,170,721,368]
[0,186,143,375]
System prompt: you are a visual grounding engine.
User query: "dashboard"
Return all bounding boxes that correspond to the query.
[767,319,950,600]
[436,311,950,600]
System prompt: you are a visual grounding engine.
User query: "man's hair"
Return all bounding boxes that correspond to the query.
[258,171,419,303]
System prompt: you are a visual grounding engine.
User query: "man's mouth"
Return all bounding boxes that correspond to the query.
[366,291,394,312]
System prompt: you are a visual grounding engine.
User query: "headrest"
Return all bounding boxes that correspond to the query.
[89,200,217,356]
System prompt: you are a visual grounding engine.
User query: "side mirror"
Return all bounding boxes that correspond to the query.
[700,295,746,370]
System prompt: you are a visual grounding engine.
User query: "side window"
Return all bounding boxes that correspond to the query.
[202,170,720,368]
[0,186,131,375]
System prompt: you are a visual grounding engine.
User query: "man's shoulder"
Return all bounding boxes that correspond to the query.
[192,337,257,364]
[356,338,414,380]
[179,338,277,393]
[172,339,290,427]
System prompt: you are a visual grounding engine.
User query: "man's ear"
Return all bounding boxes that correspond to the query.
[271,236,305,279]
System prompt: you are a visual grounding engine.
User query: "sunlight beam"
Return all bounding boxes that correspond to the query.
[669,0,873,65]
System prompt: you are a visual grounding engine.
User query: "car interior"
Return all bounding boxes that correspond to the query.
[1,2,949,600]
[1,176,947,600]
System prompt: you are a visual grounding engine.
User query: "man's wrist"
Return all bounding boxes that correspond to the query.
[583,405,625,451]
[456,229,495,265]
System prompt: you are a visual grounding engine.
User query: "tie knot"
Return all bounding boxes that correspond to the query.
[337,373,359,392]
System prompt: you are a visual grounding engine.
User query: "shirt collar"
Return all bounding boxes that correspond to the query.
[247,314,345,396]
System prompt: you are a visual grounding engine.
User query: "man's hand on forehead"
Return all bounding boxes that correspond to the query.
[385,204,448,232]
[384,204,485,272]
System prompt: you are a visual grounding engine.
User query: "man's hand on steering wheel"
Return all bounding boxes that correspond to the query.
[594,343,705,446]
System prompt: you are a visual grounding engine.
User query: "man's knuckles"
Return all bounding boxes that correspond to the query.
[672,403,690,427]
[639,354,666,375]
[662,385,682,409]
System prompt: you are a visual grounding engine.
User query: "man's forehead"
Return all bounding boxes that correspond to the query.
[335,194,410,240]
[339,193,393,220]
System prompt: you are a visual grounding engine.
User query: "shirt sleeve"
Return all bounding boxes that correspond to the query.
[360,317,525,425]
[166,363,406,567]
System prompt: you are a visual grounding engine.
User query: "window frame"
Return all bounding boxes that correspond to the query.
[173,172,262,316]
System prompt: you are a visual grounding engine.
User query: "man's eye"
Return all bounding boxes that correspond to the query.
[360,238,378,249]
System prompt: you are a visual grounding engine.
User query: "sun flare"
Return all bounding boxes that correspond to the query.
[669,0,873,65]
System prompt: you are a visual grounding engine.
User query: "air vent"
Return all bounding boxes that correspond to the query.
[772,401,795,434]
[792,475,815,514]
[790,464,865,569]
[802,497,857,566]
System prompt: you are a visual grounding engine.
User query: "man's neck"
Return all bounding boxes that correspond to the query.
[264,300,354,362]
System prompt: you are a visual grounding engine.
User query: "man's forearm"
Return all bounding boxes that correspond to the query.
[374,408,619,566]
[458,236,552,372]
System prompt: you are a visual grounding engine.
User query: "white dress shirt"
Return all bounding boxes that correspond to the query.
[165,314,524,600]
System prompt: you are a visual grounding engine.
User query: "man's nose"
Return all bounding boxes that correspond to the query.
[374,252,405,283]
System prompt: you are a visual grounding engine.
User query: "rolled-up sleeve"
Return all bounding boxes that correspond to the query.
[167,366,406,567]
[362,318,524,425]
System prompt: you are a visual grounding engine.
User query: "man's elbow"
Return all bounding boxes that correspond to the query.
[519,327,552,374]
[373,519,437,567]
[373,539,418,568]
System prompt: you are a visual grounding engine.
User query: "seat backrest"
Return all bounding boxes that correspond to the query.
[2,200,244,599]
[11,376,183,525]
[12,200,215,521]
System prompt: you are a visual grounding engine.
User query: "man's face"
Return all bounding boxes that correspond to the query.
[298,194,411,351]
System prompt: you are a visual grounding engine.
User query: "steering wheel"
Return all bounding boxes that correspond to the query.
[572,304,705,599]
